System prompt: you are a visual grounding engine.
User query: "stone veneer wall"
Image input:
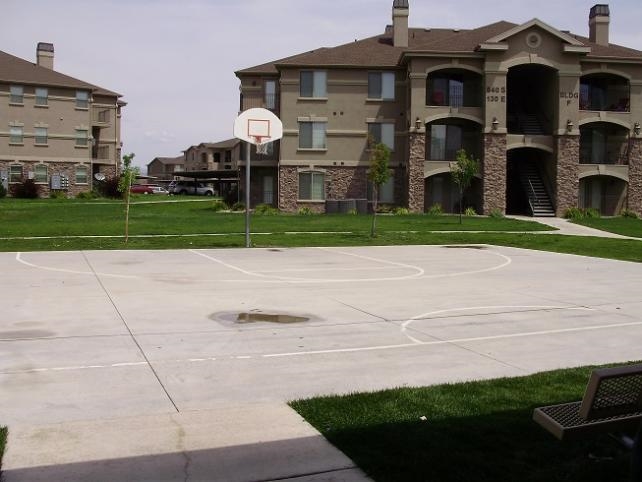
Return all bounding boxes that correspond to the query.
[278,166,299,212]
[555,135,580,216]
[0,160,113,198]
[628,137,642,215]
[482,134,507,214]
[407,132,425,212]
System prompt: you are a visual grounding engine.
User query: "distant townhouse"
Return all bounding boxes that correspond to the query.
[0,43,125,197]
[147,155,185,181]
[235,1,642,216]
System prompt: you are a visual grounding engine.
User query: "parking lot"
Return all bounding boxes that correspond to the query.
[2,245,642,481]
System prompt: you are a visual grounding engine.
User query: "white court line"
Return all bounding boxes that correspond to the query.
[15,252,138,280]
[190,248,426,283]
[5,318,641,375]
[400,305,594,344]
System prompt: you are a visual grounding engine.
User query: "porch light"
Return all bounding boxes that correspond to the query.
[415,117,422,130]
[566,119,574,133]
[635,122,641,136]
[492,117,499,130]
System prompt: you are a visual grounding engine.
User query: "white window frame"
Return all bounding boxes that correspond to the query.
[298,171,325,201]
[368,72,395,100]
[300,71,327,98]
[76,90,89,109]
[75,165,88,184]
[9,164,23,183]
[75,129,88,146]
[34,164,48,184]
[34,127,48,145]
[10,85,24,104]
[10,126,24,143]
[368,122,395,150]
[35,87,48,106]
[299,121,327,149]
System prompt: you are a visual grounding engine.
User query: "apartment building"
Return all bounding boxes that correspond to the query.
[235,1,642,216]
[0,43,125,197]
[147,155,185,182]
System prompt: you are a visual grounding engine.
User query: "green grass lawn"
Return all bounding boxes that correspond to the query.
[1,199,641,262]
[573,217,642,238]
[290,364,638,482]
[0,426,6,472]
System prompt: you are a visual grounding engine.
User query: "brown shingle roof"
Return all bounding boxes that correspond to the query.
[0,49,120,97]
[236,19,641,74]
[150,156,185,166]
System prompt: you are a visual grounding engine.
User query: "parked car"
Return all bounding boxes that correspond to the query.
[130,184,169,195]
[168,181,215,196]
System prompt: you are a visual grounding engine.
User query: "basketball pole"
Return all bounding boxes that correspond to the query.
[245,141,251,248]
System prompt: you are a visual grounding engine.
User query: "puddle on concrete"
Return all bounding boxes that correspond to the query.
[268,249,283,252]
[211,310,313,325]
[442,245,487,250]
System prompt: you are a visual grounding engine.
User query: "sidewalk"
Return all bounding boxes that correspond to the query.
[507,215,640,239]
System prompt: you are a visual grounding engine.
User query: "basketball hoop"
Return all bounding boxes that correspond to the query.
[256,141,270,155]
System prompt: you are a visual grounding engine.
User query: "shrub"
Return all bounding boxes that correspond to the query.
[50,190,67,199]
[9,178,41,198]
[254,204,279,215]
[489,208,505,219]
[376,204,393,214]
[96,176,122,199]
[465,206,477,216]
[564,207,602,220]
[0,182,7,199]
[210,200,228,212]
[427,203,443,216]
[298,206,314,215]
[393,207,410,216]
[621,209,639,219]
[76,191,98,200]
[585,207,601,218]
[347,208,358,215]
[231,202,245,212]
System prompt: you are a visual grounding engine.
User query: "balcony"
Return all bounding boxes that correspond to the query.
[580,74,630,112]
[92,109,112,128]
[426,121,482,161]
[426,71,482,108]
[580,124,629,165]
[92,144,111,162]
[240,93,279,113]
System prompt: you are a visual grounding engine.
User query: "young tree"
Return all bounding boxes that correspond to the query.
[117,153,139,243]
[450,149,479,224]
[367,140,391,237]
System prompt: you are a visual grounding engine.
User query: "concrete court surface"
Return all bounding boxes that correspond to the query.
[2,244,642,481]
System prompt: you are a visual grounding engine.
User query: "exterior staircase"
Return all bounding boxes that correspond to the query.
[519,114,545,135]
[519,162,555,217]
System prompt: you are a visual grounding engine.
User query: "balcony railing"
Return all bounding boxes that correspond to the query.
[93,109,111,126]
[92,145,111,161]
[241,92,279,112]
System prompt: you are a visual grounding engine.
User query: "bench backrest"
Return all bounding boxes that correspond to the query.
[579,363,642,420]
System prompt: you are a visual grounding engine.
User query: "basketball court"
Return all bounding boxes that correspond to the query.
[2,244,642,481]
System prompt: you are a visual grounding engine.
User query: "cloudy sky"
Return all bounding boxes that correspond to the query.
[3,0,641,171]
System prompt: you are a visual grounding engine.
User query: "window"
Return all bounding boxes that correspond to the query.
[9,165,23,183]
[265,80,277,109]
[368,176,395,203]
[34,164,48,183]
[225,150,232,162]
[300,71,327,98]
[214,152,221,163]
[298,171,325,200]
[201,152,207,163]
[76,90,89,109]
[75,129,88,146]
[299,122,326,149]
[10,85,24,104]
[430,125,461,160]
[368,122,395,150]
[35,88,48,106]
[35,127,48,144]
[427,76,463,107]
[368,72,395,100]
[75,165,88,184]
[10,126,24,143]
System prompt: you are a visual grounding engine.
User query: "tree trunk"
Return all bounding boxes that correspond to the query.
[459,187,463,224]
[371,187,378,237]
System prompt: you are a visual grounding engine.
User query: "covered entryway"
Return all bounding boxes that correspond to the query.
[424,173,481,214]
[506,148,555,216]
[579,175,627,216]
[507,65,557,135]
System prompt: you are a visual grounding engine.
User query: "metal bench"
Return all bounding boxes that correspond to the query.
[533,363,642,480]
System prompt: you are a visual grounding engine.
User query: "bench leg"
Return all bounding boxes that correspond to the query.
[633,422,642,482]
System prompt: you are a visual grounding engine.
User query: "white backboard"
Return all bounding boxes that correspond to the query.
[234,108,283,145]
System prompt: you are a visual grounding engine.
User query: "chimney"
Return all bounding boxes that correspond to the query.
[589,4,610,46]
[36,42,54,70]
[392,0,409,48]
